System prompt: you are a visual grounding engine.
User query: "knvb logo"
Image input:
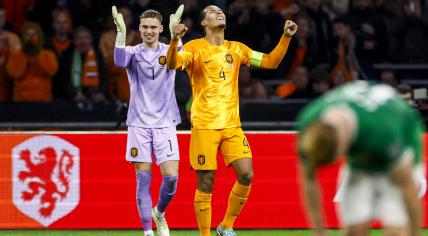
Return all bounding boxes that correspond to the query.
[12,135,80,227]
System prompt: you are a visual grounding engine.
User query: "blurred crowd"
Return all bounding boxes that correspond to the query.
[0,0,427,106]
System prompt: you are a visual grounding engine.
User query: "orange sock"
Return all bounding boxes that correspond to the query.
[221,181,251,229]
[194,189,212,236]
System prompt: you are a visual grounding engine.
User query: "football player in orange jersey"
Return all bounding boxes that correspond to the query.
[167,5,297,236]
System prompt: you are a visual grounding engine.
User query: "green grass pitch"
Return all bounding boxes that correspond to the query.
[2,229,426,236]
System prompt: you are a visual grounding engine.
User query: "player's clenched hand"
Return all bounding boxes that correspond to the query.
[170,4,184,39]
[284,20,298,37]
[172,23,188,40]
[112,6,126,34]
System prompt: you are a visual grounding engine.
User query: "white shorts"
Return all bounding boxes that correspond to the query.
[126,126,179,165]
[334,164,426,227]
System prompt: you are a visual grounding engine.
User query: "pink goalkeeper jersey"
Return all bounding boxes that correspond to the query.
[114,43,181,128]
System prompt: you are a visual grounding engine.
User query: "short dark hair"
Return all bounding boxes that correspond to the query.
[140,9,162,23]
[199,5,217,23]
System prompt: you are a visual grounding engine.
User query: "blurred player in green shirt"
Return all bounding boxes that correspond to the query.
[297,81,425,236]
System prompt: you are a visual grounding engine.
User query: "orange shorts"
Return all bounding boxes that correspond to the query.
[189,127,252,170]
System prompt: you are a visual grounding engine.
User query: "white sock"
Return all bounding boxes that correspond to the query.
[144,230,154,236]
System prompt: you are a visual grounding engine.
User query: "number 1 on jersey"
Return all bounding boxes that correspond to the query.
[148,67,155,80]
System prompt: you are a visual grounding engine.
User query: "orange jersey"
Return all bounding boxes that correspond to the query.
[168,35,291,129]
[178,38,254,129]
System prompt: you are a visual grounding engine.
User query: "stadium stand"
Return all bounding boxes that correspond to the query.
[1,1,428,131]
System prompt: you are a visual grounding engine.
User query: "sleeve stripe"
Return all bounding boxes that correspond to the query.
[250,51,263,67]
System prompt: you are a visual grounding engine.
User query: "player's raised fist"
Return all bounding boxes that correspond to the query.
[284,20,298,37]
[172,23,188,40]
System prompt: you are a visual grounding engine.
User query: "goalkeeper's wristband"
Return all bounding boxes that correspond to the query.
[115,31,126,48]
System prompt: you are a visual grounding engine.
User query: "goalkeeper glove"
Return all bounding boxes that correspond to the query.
[112,6,126,48]
[169,4,184,39]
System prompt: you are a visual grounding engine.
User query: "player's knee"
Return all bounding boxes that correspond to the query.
[238,170,254,185]
[197,177,214,193]
[199,181,214,193]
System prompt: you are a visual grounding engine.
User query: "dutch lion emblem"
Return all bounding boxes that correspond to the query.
[12,135,80,227]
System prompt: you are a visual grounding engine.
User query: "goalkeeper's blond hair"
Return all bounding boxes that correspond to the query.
[140,9,162,23]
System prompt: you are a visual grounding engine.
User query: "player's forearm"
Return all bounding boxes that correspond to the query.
[116,31,126,47]
[260,35,291,69]
[304,180,325,232]
[167,39,182,70]
[113,47,129,68]
[403,182,421,236]
[301,165,325,234]
[392,163,422,236]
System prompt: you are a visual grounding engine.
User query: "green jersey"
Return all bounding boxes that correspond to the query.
[297,81,424,172]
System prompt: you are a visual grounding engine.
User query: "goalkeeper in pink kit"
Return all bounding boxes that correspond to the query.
[112,5,184,236]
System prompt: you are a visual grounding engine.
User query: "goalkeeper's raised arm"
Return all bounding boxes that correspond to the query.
[112,5,183,236]
[112,6,126,48]
[166,22,188,70]
[166,4,188,70]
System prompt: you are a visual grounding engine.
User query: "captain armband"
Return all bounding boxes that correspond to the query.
[250,51,263,68]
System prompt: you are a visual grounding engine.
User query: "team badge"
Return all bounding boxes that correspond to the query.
[159,56,167,65]
[198,155,205,165]
[225,54,233,64]
[12,135,80,227]
[131,147,138,157]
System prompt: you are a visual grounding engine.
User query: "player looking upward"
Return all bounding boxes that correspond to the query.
[167,5,297,236]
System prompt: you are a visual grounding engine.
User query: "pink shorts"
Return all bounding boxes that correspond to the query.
[126,126,180,165]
